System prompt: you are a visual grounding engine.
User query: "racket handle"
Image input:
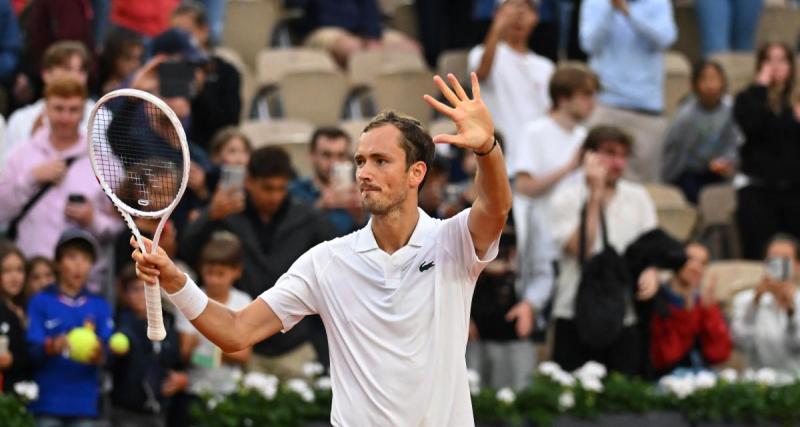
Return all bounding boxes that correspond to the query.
[145,279,167,341]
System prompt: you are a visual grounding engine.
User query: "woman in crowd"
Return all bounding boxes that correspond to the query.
[96,28,144,96]
[0,243,30,392]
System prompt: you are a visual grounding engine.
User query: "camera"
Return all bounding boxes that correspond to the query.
[765,256,793,282]
[157,60,197,98]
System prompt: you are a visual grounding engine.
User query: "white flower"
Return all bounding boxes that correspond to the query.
[558,391,575,410]
[538,361,562,378]
[302,361,325,378]
[314,376,332,390]
[207,396,221,410]
[13,381,38,401]
[742,368,757,382]
[287,378,315,403]
[243,372,279,400]
[659,375,694,399]
[496,387,516,405]
[580,376,603,393]
[719,368,738,383]
[553,371,576,388]
[230,368,243,384]
[694,371,717,390]
[575,361,607,381]
[756,368,778,386]
[467,369,481,396]
[776,372,795,386]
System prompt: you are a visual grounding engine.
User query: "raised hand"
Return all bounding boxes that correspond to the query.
[131,236,186,293]
[423,73,495,153]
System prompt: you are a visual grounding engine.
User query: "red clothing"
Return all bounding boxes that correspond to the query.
[650,299,732,371]
[110,0,180,37]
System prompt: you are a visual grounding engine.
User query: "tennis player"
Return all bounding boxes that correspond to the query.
[132,73,512,426]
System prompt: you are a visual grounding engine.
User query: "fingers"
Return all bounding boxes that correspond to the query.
[432,133,463,146]
[423,94,456,117]
[470,72,481,99]
[447,74,468,101]
[433,75,460,106]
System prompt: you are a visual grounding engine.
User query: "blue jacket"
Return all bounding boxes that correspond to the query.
[26,285,113,417]
[0,0,21,80]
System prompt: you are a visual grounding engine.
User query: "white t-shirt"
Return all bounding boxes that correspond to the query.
[547,180,657,324]
[468,42,554,170]
[731,289,800,374]
[2,98,95,168]
[176,287,252,395]
[261,208,499,427]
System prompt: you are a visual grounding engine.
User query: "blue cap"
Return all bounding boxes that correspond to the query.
[151,28,209,65]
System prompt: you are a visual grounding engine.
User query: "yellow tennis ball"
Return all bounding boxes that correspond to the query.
[66,326,100,363]
[109,332,130,355]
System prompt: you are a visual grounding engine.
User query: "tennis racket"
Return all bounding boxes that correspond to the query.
[87,88,190,341]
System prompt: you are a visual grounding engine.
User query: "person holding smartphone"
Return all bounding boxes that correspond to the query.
[731,233,800,373]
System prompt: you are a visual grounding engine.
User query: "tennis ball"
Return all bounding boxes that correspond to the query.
[66,326,100,363]
[109,332,130,355]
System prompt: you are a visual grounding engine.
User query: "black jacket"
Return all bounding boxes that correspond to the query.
[0,302,30,392]
[179,196,337,356]
[190,56,242,150]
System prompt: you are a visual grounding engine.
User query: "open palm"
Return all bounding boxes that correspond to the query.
[423,73,495,151]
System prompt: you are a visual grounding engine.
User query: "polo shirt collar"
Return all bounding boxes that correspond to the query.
[354,208,435,253]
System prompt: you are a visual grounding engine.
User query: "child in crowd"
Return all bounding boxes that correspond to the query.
[110,265,187,427]
[25,256,56,299]
[661,60,741,203]
[26,229,113,426]
[177,232,252,397]
[0,243,30,392]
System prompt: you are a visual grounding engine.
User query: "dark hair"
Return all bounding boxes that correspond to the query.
[26,256,55,280]
[691,60,727,92]
[199,232,243,268]
[582,125,634,154]
[172,1,208,28]
[98,28,143,90]
[210,126,253,159]
[310,127,350,152]
[42,41,91,72]
[0,242,26,306]
[117,264,140,292]
[363,110,435,190]
[55,239,96,263]
[755,41,795,112]
[766,233,800,260]
[248,146,295,179]
[549,65,599,107]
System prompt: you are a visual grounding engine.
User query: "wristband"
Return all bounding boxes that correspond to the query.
[166,274,209,320]
[473,138,498,156]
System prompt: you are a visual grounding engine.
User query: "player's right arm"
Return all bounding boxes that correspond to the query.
[132,237,282,353]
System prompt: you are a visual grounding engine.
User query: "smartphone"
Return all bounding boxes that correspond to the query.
[332,161,354,189]
[765,257,792,282]
[219,164,246,191]
[158,60,195,98]
[68,193,87,204]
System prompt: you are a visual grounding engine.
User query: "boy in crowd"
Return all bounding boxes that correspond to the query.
[177,232,252,396]
[26,229,113,427]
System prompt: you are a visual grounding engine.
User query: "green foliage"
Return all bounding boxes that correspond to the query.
[0,394,35,427]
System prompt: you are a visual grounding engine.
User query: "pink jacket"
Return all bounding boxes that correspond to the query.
[0,128,121,258]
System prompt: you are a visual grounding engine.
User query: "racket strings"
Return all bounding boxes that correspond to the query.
[91,96,184,214]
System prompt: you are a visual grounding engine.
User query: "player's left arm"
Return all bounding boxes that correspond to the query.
[423,72,512,258]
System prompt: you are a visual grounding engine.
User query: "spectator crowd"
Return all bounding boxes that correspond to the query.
[0,0,799,426]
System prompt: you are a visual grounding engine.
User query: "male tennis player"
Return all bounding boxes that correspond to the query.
[133,73,512,426]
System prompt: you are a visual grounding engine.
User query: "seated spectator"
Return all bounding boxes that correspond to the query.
[695,0,763,57]
[0,77,120,260]
[96,28,144,96]
[290,127,365,235]
[649,242,732,376]
[26,229,113,425]
[0,243,30,392]
[25,256,56,299]
[170,2,242,150]
[732,234,800,374]
[547,126,658,374]
[177,232,251,397]
[470,0,554,171]
[180,147,337,380]
[110,0,180,38]
[110,265,187,427]
[580,0,677,181]
[4,41,94,164]
[733,42,800,260]
[662,60,740,204]
[287,0,421,67]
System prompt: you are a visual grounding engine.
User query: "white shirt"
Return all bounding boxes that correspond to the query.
[176,287,252,395]
[468,43,554,170]
[731,288,800,374]
[547,179,657,324]
[2,98,95,168]
[261,208,499,427]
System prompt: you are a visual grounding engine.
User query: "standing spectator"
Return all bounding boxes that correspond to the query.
[580,0,677,182]
[96,28,144,96]
[170,2,242,150]
[0,243,30,392]
[733,42,800,260]
[661,60,740,203]
[695,0,763,58]
[290,127,365,236]
[732,234,800,374]
[179,147,337,380]
[177,233,251,397]
[0,77,120,259]
[547,126,658,374]
[470,0,555,171]
[110,0,180,39]
[287,0,421,67]
[4,41,94,162]
[649,242,732,376]
[110,265,187,427]
[26,229,113,426]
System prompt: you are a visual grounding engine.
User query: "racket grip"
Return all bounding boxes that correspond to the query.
[145,279,167,341]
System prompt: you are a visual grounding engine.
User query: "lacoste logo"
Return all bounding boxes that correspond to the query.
[419,260,435,272]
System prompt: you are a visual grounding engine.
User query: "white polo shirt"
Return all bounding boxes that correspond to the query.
[261,208,499,427]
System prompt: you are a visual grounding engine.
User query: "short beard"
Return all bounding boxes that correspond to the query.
[362,188,407,216]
